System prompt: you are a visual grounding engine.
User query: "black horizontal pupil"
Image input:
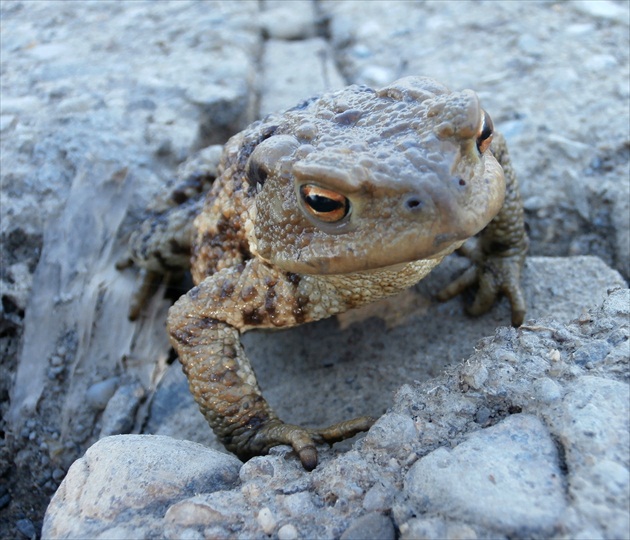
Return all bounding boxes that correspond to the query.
[478,112,493,143]
[306,194,344,213]
[479,122,492,142]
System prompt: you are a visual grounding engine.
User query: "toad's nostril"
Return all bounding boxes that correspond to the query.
[405,196,423,211]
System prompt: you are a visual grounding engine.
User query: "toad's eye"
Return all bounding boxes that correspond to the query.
[476,110,494,154]
[299,184,350,223]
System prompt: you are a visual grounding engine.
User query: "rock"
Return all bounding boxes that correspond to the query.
[341,512,395,540]
[401,414,565,535]
[549,376,630,538]
[15,518,36,539]
[256,507,277,535]
[278,523,299,540]
[610,180,630,279]
[572,0,630,23]
[260,38,346,116]
[42,435,241,539]
[99,381,146,438]
[399,518,477,540]
[43,288,629,538]
[85,377,119,411]
[602,286,630,317]
[260,0,317,40]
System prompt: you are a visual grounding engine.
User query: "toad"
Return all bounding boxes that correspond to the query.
[119,77,528,470]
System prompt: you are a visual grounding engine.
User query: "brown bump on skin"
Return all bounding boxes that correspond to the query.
[292,295,309,324]
[243,307,264,326]
[189,285,201,300]
[221,369,242,387]
[196,316,217,330]
[286,272,301,287]
[169,315,216,344]
[220,281,235,299]
[169,327,190,344]
[264,286,277,320]
[241,285,258,302]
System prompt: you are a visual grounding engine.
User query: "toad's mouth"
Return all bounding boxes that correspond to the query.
[287,229,469,275]
[255,149,506,276]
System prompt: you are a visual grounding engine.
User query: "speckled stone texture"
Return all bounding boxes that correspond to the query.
[42,289,629,539]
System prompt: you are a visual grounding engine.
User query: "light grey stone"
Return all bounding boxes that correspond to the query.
[260,0,317,40]
[602,286,630,317]
[362,413,418,453]
[341,512,395,540]
[399,517,448,540]
[550,376,630,539]
[85,377,120,411]
[0,114,17,133]
[278,523,299,540]
[260,38,346,116]
[99,381,145,438]
[558,377,629,467]
[572,0,630,22]
[403,414,566,535]
[362,481,395,512]
[256,507,277,535]
[42,435,241,539]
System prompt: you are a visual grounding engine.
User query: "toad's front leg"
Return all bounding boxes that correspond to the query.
[167,262,374,470]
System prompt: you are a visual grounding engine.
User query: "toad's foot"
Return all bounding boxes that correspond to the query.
[247,416,376,471]
[437,242,527,327]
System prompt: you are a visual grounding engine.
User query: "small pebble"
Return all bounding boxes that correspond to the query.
[49,355,63,367]
[278,523,299,540]
[52,468,65,482]
[341,513,395,540]
[16,518,36,539]
[256,507,276,535]
[85,377,119,410]
[0,493,11,510]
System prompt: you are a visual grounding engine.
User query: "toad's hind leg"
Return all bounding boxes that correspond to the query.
[117,151,220,319]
